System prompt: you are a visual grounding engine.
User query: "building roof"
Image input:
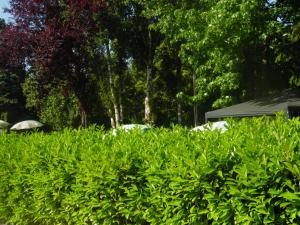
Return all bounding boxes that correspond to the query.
[205,89,300,122]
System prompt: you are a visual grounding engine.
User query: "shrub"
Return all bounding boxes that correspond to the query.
[0,116,300,224]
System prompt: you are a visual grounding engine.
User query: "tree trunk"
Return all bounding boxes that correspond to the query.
[193,72,198,127]
[176,59,182,125]
[145,65,153,123]
[119,71,125,124]
[79,105,87,128]
[71,62,90,128]
[109,108,116,129]
[144,27,153,124]
[106,41,120,128]
[72,85,89,128]
[119,94,124,124]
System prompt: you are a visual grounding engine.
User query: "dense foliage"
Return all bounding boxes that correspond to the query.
[1,116,300,224]
[142,0,300,107]
[0,18,29,122]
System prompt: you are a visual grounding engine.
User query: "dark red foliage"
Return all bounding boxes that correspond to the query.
[0,25,31,67]
[0,0,105,70]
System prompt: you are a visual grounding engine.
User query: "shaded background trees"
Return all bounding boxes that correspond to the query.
[0,0,299,129]
[0,18,29,123]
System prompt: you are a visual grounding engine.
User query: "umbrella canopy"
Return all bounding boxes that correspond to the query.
[0,120,10,128]
[10,120,43,131]
[192,121,228,133]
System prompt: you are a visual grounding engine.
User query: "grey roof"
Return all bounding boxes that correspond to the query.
[205,89,300,121]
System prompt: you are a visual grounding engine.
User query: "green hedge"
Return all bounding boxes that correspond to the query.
[0,116,300,224]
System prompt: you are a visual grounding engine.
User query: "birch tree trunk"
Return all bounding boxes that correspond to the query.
[145,65,153,123]
[109,108,116,129]
[144,27,153,124]
[106,41,121,128]
[119,93,124,124]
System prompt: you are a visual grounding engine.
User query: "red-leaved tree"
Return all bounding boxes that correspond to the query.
[0,0,106,126]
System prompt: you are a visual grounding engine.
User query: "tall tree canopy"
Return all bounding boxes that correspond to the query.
[141,0,299,110]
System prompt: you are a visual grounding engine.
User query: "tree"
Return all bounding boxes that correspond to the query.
[88,0,132,128]
[119,0,161,124]
[270,0,300,88]
[0,69,25,119]
[0,18,28,122]
[141,0,299,119]
[0,0,106,127]
[135,0,203,124]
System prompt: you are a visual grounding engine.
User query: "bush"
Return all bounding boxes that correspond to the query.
[0,116,300,224]
[39,88,79,130]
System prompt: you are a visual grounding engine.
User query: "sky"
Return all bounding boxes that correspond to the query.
[0,0,11,23]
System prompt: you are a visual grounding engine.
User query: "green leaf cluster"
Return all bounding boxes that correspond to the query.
[22,77,80,130]
[0,116,300,224]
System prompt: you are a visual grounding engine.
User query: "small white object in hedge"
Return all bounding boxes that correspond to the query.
[112,124,151,136]
[10,120,43,131]
[192,121,228,133]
